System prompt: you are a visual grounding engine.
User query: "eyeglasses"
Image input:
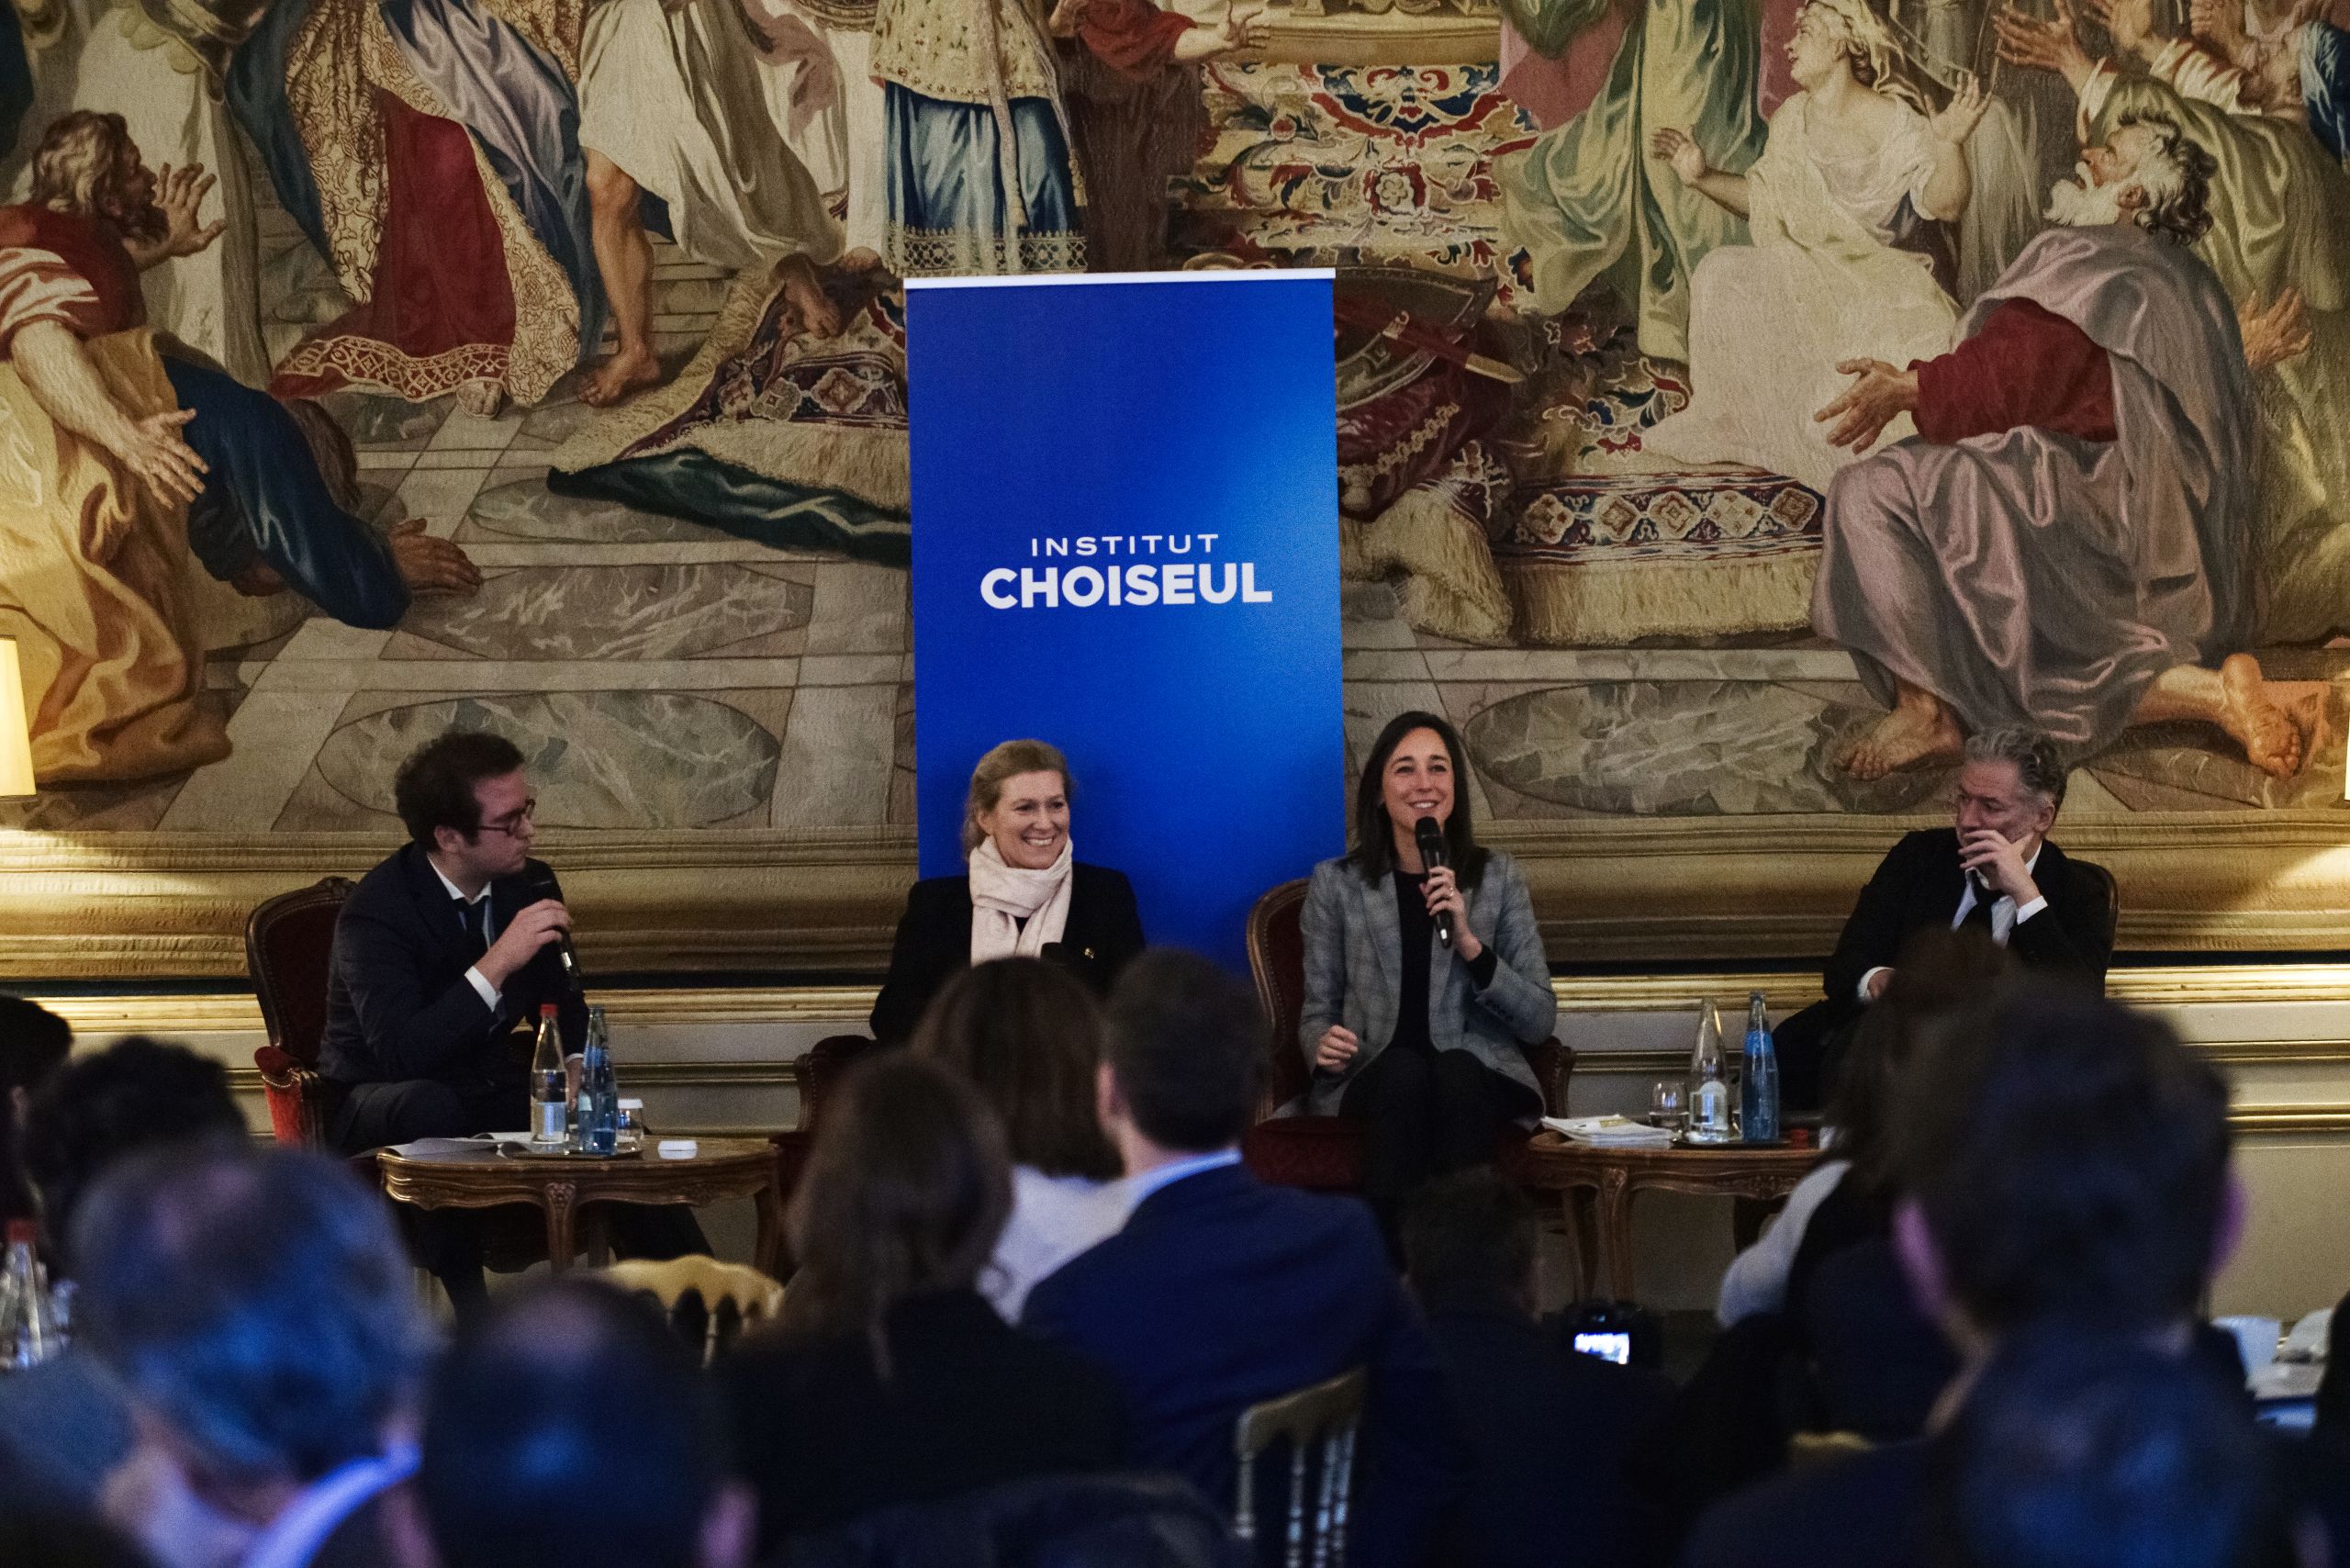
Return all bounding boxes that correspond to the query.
[476,798,538,837]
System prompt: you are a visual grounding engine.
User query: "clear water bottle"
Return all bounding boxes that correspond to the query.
[1687,1001,1735,1145]
[1740,991,1781,1145]
[529,1003,566,1147]
[577,1006,619,1157]
[2,1219,62,1370]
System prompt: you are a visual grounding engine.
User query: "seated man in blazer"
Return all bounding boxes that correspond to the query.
[319,730,702,1307]
[1022,950,1464,1568]
[1777,728,2116,1112]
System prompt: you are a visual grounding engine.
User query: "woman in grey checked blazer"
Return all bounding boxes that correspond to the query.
[1299,710,1558,1249]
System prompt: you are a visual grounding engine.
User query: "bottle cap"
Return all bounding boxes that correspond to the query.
[6,1218,35,1247]
[539,1002,558,1017]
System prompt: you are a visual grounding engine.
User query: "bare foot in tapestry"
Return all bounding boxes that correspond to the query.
[2132,655,2312,779]
[1839,682,1965,778]
[580,345,665,409]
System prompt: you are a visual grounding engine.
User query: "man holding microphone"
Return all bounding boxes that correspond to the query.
[319,730,701,1309]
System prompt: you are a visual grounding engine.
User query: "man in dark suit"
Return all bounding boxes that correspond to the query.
[321,730,700,1305]
[1402,1169,1670,1568]
[1777,729,2115,1110]
[1022,950,1465,1568]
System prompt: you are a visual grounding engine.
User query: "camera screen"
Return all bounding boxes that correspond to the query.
[1572,1331,1632,1365]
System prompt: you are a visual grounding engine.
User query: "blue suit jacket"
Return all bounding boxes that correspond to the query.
[1022,1163,1463,1566]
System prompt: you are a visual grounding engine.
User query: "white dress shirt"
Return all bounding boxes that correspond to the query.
[1858,846,2046,1002]
[428,857,503,1013]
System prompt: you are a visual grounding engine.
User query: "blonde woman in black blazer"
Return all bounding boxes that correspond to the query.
[870,739,1144,1043]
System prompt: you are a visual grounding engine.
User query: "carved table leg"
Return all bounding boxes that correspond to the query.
[581,1205,614,1270]
[1597,1168,1637,1302]
[543,1181,578,1274]
[1556,1188,1601,1301]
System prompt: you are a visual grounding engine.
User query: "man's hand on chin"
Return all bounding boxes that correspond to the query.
[1961,828,2041,905]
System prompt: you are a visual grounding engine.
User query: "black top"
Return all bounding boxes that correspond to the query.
[1388,871,1497,1057]
[319,844,584,1088]
[1681,1439,1929,1568]
[1423,1297,1672,1568]
[722,1288,1128,1551]
[1393,872,1434,1056]
[867,864,1146,1043]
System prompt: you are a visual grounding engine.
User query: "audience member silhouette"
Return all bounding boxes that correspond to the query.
[400,1278,752,1568]
[1404,1169,1671,1568]
[1682,984,2245,1568]
[72,1144,427,1568]
[1023,948,1465,1568]
[0,1039,246,1506]
[723,1053,1126,1551]
[1926,1322,2309,1568]
[911,957,1130,1319]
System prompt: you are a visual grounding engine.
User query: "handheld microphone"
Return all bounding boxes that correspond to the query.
[523,867,584,991]
[1413,815,1456,948]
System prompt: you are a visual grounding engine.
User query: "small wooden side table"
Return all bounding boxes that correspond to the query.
[376,1137,782,1277]
[1504,1133,1819,1302]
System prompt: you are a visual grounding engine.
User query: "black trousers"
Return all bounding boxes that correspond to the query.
[1340,1045,1535,1256]
[332,1076,708,1312]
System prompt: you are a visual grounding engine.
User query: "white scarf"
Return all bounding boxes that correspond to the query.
[968,837,1076,963]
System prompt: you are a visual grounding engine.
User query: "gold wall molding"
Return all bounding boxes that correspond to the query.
[26,965,2350,1038]
[7,812,2350,980]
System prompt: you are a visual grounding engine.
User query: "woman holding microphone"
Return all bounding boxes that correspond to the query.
[1301,711,1557,1245]
[869,739,1146,1043]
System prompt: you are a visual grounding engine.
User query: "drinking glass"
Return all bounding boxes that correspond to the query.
[1650,1080,1686,1129]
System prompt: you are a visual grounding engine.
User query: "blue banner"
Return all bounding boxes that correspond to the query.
[907,272,1343,969]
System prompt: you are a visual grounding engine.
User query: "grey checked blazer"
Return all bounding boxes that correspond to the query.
[1296,849,1558,1117]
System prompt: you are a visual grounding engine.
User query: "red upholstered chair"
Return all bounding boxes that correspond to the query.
[246,877,360,1148]
[1241,878,1572,1192]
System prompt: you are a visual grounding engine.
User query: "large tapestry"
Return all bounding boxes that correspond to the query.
[2,0,2346,974]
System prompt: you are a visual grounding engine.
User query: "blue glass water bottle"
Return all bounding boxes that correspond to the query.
[1740,991,1780,1144]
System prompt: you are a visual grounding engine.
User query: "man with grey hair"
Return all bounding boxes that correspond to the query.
[1804,73,2317,788]
[1773,729,2115,1109]
[73,1143,428,1568]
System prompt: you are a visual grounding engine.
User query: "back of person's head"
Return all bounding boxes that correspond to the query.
[420,1278,744,1568]
[912,958,1120,1182]
[22,1036,245,1271]
[1928,1320,2292,1568]
[2316,1287,2350,1435]
[1102,948,1265,1156]
[1892,985,2233,1338]
[393,729,526,846]
[1830,927,2011,1200]
[1400,1168,1538,1316]
[72,1143,426,1487]
[779,1054,1011,1370]
[0,995,73,1104]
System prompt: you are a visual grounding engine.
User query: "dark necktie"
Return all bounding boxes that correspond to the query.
[1961,879,1998,935]
[455,897,489,962]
